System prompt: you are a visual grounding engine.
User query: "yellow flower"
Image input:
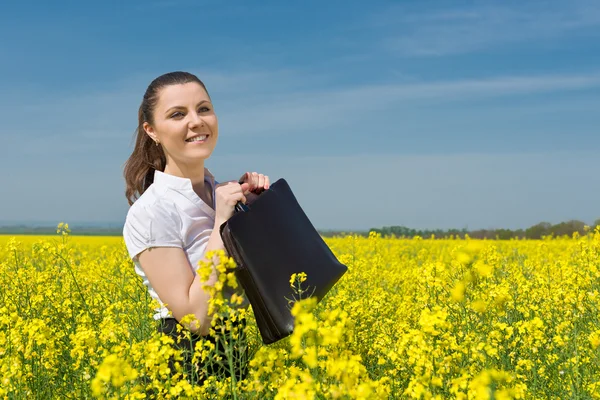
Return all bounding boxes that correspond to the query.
[589,330,600,349]
[2,229,600,398]
[471,300,487,313]
[474,262,493,278]
[451,281,466,302]
[456,251,472,265]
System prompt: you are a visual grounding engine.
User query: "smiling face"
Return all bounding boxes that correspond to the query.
[143,81,218,167]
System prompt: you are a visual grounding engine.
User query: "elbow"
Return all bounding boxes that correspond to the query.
[187,319,211,337]
[176,308,212,337]
[174,287,215,336]
[196,312,213,336]
[196,323,211,337]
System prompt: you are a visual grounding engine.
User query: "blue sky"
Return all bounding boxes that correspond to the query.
[1,0,599,231]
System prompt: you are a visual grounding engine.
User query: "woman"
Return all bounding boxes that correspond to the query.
[122,71,269,384]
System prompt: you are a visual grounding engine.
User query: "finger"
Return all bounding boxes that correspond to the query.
[228,196,246,207]
[265,175,270,189]
[218,181,243,196]
[238,172,250,184]
[240,182,251,193]
[257,174,265,189]
[216,180,235,188]
[242,173,254,192]
[251,172,259,190]
[226,187,246,203]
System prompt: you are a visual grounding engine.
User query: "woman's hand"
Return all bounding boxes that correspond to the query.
[239,171,270,193]
[214,181,250,226]
[213,172,269,225]
[239,171,270,204]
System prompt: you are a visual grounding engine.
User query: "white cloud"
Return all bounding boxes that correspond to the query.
[372,0,600,56]
[219,71,600,136]
[3,68,600,154]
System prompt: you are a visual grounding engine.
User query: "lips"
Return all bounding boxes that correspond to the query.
[185,134,209,142]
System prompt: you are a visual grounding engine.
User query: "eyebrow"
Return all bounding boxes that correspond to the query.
[164,100,211,115]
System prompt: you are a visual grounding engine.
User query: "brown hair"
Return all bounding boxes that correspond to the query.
[123,71,210,205]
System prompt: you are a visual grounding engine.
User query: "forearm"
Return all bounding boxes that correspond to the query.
[185,219,227,335]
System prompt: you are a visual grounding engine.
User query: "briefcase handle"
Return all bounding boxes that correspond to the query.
[235,201,250,213]
[234,177,261,213]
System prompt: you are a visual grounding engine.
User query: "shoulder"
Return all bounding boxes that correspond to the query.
[122,185,184,259]
[125,186,178,224]
[128,184,173,212]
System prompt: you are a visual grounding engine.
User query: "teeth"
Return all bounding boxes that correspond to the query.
[187,135,207,142]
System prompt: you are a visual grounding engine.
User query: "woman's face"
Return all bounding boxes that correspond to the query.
[144,82,218,165]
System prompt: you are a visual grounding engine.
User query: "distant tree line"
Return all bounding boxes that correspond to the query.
[0,225,123,236]
[365,219,600,240]
[2,219,599,239]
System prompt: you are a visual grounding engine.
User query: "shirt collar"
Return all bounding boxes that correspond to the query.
[153,168,215,191]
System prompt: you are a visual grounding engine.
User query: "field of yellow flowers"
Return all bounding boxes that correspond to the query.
[1,225,600,399]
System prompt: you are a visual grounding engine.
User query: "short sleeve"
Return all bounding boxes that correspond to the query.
[123,201,184,260]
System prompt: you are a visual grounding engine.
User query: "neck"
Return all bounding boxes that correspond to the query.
[163,160,206,189]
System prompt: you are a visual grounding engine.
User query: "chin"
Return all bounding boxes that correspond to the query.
[188,149,214,160]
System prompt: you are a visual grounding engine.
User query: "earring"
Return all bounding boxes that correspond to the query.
[154,140,160,147]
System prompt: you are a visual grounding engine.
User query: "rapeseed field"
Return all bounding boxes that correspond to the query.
[1,225,599,399]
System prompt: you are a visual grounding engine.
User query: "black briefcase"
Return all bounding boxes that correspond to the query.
[219,178,348,344]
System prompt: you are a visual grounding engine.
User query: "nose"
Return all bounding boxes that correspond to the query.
[188,112,204,128]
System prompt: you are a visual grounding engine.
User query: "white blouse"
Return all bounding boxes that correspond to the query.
[122,168,248,320]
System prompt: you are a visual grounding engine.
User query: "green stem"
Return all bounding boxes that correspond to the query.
[57,252,92,318]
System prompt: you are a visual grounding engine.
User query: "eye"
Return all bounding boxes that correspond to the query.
[198,106,211,113]
[170,111,184,119]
